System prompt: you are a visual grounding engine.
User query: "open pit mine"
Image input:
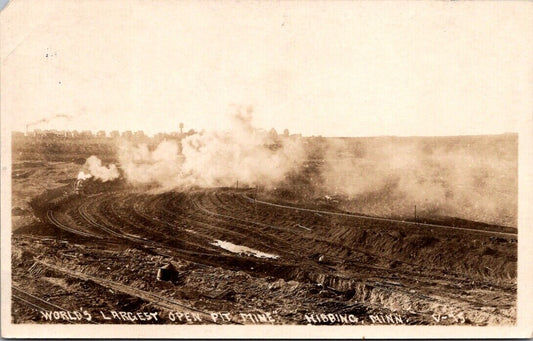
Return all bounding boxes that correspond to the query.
[10,133,517,325]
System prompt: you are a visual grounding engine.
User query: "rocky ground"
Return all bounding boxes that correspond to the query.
[11,161,517,325]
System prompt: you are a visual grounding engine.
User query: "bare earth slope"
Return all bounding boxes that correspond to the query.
[13,179,516,325]
[11,135,517,325]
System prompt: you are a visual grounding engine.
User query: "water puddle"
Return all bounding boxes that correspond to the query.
[211,240,279,259]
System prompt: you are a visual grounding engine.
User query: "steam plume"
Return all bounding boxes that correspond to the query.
[27,114,74,128]
[318,136,517,227]
[118,106,306,190]
[115,106,516,227]
[80,156,120,182]
[77,171,92,180]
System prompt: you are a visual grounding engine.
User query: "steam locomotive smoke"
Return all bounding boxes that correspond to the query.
[79,155,120,182]
[27,114,74,128]
[96,105,516,227]
[319,136,517,227]
[118,106,306,190]
[77,171,92,180]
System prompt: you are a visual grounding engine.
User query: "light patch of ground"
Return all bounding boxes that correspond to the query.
[212,240,280,259]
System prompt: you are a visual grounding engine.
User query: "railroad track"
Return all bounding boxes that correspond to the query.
[244,195,518,238]
[205,191,518,286]
[12,286,97,324]
[46,210,101,239]
[158,191,516,287]
[33,260,236,324]
[76,192,237,260]
[188,199,296,253]
[190,194,499,290]
[51,190,517,282]
[78,199,142,240]
[194,194,291,232]
[213,192,361,234]
[29,188,516,325]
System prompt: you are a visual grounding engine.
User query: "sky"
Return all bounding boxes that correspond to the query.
[1,1,532,137]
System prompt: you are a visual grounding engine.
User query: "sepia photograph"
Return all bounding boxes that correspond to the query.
[1,0,532,338]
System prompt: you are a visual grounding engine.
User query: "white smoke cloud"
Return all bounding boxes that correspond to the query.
[77,171,92,180]
[113,106,516,227]
[119,140,185,188]
[318,136,517,226]
[118,106,306,190]
[81,155,120,182]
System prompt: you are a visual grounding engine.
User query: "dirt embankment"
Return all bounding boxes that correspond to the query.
[10,135,517,325]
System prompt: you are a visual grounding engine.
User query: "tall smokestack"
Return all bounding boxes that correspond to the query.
[179,122,184,136]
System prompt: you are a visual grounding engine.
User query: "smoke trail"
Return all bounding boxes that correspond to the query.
[317,135,517,227]
[77,171,92,180]
[118,106,306,190]
[114,106,516,226]
[27,114,74,128]
[118,140,185,188]
[80,156,120,182]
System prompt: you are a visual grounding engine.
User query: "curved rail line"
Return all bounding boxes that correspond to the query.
[34,260,239,324]
[32,189,516,325]
[12,286,98,324]
[75,194,256,261]
[78,200,143,240]
[187,193,516,295]
[73,190,516,290]
[193,199,292,232]
[46,210,101,239]
[243,195,517,238]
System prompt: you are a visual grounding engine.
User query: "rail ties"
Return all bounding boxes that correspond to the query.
[244,195,517,238]
[33,260,234,324]
[12,286,98,324]
[78,203,124,238]
[79,200,155,243]
[193,201,287,231]
[77,197,223,259]
[46,210,101,239]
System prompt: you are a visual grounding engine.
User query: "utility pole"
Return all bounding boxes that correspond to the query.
[254,185,258,219]
[414,205,417,224]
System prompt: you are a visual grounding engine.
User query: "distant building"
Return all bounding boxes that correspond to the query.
[96,130,106,138]
[283,129,289,137]
[109,130,120,138]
